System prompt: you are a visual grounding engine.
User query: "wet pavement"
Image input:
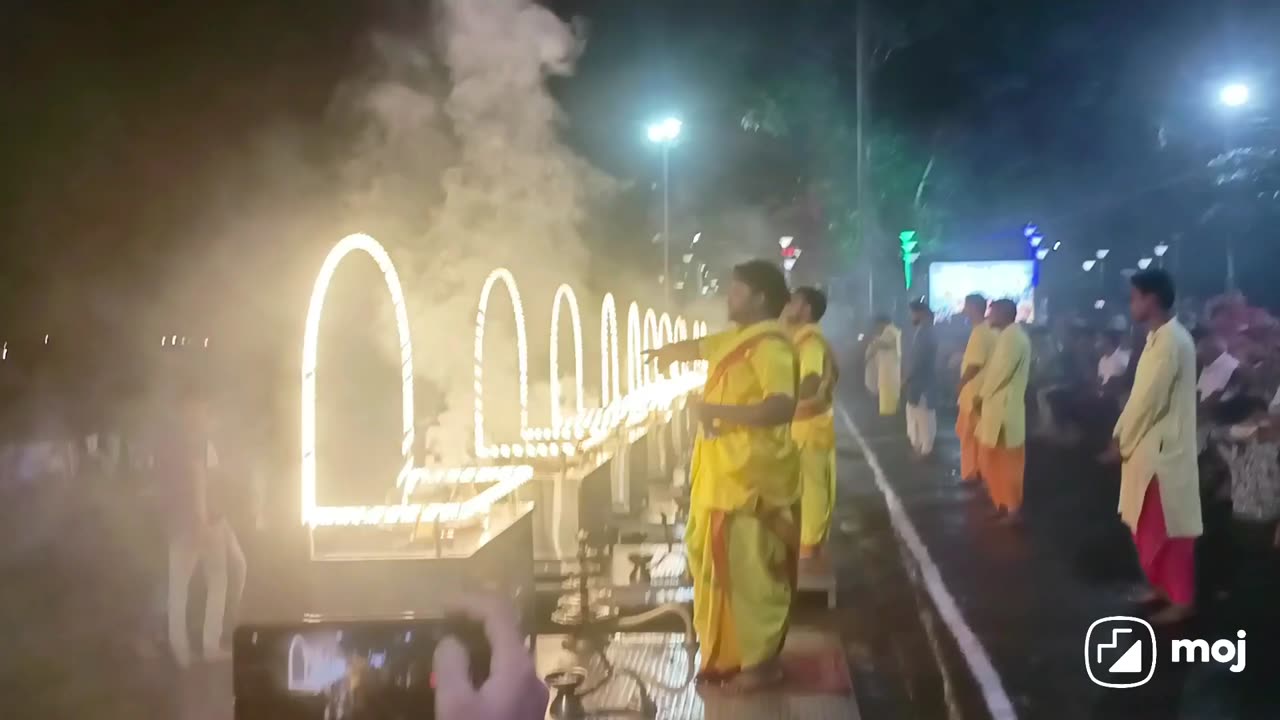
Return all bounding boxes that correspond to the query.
[834,387,1280,720]
[9,384,1280,719]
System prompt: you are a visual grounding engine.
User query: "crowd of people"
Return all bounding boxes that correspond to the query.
[863,269,1280,631]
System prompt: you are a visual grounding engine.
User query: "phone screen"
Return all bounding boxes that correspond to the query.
[233,617,488,720]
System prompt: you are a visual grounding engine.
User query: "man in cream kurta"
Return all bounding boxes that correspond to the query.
[956,294,995,482]
[974,299,1031,519]
[1109,268,1201,624]
[866,316,901,416]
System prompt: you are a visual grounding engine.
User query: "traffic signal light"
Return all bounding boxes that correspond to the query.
[899,230,920,289]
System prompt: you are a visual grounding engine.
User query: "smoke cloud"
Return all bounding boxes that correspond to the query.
[337,0,624,465]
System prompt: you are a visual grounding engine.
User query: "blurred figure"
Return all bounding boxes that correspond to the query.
[159,383,241,666]
[1107,269,1202,625]
[784,287,839,558]
[1096,329,1131,389]
[648,260,798,690]
[1196,332,1242,407]
[865,315,901,416]
[974,299,1031,522]
[434,596,548,720]
[956,294,995,483]
[904,299,938,458]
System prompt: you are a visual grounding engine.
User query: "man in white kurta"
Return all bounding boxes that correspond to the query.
[1110,269,1202,624]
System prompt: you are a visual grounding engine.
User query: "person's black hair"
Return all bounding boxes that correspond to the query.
[1103,329,1125,346]
[732,260,791,318]
[991,298,1017,318]
[794,286,828,321]
[872,313,890,325]
[908,298,930,313]
[963,293,987,310]
[1190,326,1211,343]
[1130,268,1176,311]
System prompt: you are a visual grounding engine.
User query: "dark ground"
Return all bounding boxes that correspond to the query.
[6,382,1280,719]
[833,385,1280,720]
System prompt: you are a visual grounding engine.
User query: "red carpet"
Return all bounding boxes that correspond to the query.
[778,643,854,695]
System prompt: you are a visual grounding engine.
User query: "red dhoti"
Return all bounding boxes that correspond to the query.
[1133,478,1196,606]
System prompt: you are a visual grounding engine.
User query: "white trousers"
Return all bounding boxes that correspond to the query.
[905,399,937,454]
[168,519,246,664]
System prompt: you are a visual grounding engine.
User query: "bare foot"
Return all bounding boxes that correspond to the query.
[1149,603,1194,626]
[720,659,784,694]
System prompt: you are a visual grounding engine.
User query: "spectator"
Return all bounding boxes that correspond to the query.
[1196,332,1243,405]
[904,299,938,459]
[1096,329,1132,388]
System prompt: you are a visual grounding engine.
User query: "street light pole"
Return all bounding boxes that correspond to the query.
[662,143,670,306]
[647,116,682,308]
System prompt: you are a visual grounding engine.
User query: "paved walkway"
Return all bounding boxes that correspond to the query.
[835,389,1280,719]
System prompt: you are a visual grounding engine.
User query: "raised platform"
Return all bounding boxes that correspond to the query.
[535,631,859,720]
[242,504,535,624]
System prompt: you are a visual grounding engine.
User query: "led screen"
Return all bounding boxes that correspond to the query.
[928,261,1036,322]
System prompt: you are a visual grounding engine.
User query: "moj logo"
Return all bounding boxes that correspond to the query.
[1085,616,1157,689]
[1085,616,1248,688]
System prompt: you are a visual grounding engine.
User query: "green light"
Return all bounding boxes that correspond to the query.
[899,230,918,289]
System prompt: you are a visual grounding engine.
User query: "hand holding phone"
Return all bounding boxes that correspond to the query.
[434,595,549,720]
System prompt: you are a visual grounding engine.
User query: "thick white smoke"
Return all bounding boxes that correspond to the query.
[338,0,620,465]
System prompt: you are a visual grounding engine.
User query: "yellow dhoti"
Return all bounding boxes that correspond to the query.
[798,447,836,550]
[686,502,799,678]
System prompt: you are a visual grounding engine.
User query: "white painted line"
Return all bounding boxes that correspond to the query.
[838,404,1018,720]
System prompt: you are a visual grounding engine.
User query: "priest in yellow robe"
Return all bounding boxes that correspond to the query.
[783,286,839,558]
[648,260,799,691]
[974,299,1031,520]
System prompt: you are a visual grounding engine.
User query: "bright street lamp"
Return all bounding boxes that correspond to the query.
[1220,82,1250,108]
[1153,243,1169,257]
[1082,260,1097,271]
[1095,249,1110,260]
[1137,257,1153,270]
[647,117,682,144]
[647,116,682,305]
[779,236,794,249]
[1035,248,1050,260]
[1029,234,1044,248]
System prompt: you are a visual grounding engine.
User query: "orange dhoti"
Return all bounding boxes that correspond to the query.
[978,442,1024,513]
[955,409,981,482]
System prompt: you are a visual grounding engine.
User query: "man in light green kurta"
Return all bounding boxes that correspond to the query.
[973,299,1031,518]
[1107,269,1201,624]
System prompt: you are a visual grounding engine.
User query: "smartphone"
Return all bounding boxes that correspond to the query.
[232,616,490,720]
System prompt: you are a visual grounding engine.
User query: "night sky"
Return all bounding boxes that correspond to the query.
[3,0,1279,336]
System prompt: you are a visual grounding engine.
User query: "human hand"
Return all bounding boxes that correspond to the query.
[434,595,548,720]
